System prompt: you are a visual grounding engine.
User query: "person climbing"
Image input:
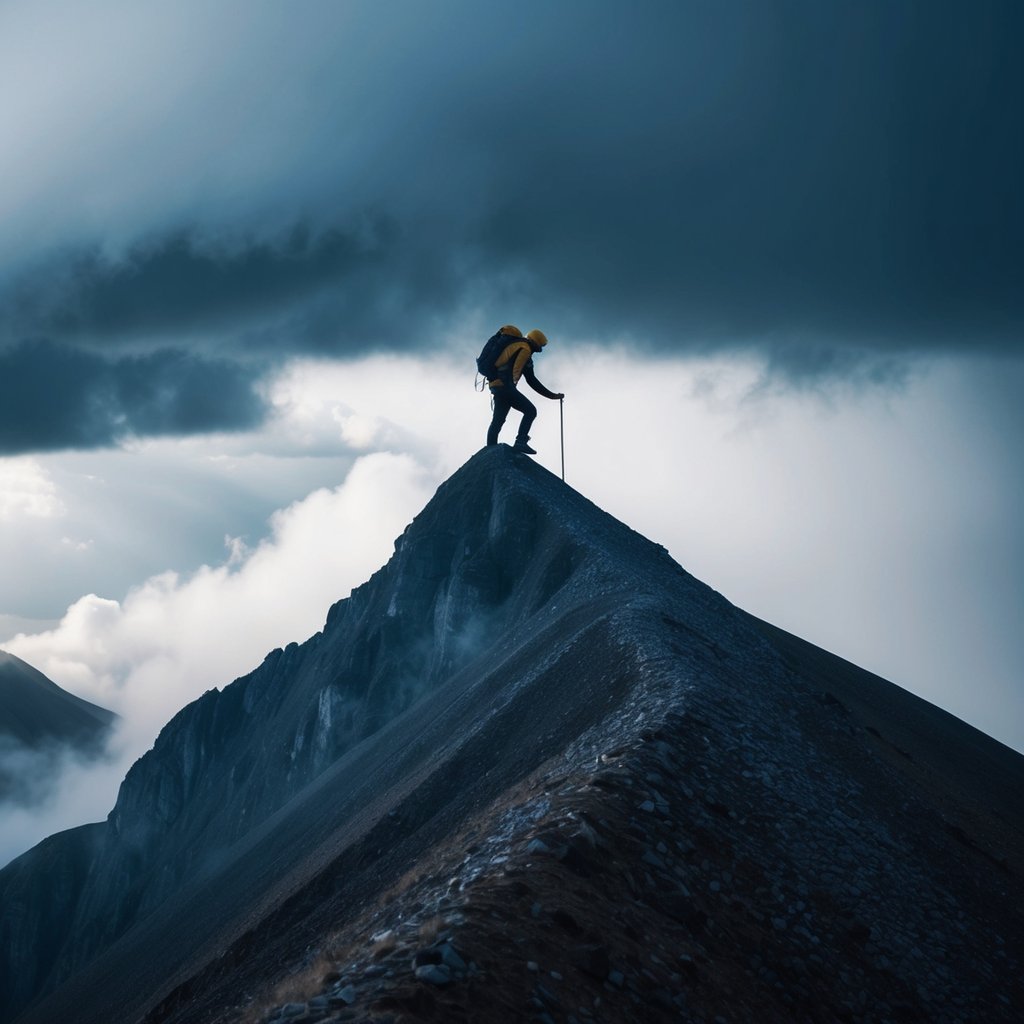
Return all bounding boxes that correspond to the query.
[484,325,563,455]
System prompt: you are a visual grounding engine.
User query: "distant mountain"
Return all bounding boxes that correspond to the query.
[1,447,1021,1024]
[0,651,114,750]
[0,652,115,802]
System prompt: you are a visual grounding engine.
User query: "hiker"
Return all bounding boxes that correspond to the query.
[483,325,563,455]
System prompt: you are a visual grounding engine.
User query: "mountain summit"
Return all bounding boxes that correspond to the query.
[0,651,114,751]
[0,651,115,804]
[2,446,1021,1024]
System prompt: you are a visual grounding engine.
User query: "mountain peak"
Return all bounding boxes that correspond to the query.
[3,450,1022,1024]
[0,650,115,754]
[326,443,687,624]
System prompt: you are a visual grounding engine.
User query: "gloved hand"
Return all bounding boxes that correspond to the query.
[555,392,565,400]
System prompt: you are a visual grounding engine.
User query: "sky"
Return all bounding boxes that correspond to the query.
[1,0,1022,864]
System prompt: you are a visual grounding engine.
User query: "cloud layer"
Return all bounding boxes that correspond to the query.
[1,450,434,864]
[1,2,1021,452]
[0,340,267,453]
[6,451,433,732]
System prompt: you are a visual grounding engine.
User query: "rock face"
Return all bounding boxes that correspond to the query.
[1,446,1022,1024]
[0,651,115,804]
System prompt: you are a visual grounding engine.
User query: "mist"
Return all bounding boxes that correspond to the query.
[0,740,124,868]
[1,451,434,865]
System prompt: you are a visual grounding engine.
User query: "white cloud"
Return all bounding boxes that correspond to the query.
[0,458,65,520]
[1,451,435,863]
[258,353,487,469]
[60,536,94,552]
[7,452,434,730]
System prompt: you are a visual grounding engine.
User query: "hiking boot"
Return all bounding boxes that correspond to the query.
[512,440,537,455]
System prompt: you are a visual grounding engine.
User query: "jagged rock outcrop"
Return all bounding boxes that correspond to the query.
[2,446,1022,1024]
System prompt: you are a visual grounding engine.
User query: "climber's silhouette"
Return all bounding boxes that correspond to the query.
[482,325,563,455]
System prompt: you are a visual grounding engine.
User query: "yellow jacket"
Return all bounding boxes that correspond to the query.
[488,340,535,388]
[488,339,561,399]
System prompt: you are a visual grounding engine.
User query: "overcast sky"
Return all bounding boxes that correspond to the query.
[1,1,1022,864]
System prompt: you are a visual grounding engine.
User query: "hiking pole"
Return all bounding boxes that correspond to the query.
[559,396,565,482]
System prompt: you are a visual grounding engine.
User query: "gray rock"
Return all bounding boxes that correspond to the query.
[642,849,665,869]
[331,984,357,1005]
[440,943,467,971]
[527,838,551,855]
[414,963,452,986]
[282,1005,307,1018]
[607,970,625,987]
[572,816,600,841]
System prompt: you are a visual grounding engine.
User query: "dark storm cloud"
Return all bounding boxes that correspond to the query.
[2,0,1022,453]
[463,1,1024,356]
[0,340,266,454]
[43,226,377,340]
[5,214,474,356]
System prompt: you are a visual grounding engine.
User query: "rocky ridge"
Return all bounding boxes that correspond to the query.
[146,560,1022,1022]
[4,446,1023,1024]
[202,665,1021,1024]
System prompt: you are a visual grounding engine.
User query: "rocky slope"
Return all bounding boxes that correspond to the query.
[227,656,1022,1024]
[2,446,1022,1024]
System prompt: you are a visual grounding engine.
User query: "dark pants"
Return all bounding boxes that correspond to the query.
[487,387,536,446]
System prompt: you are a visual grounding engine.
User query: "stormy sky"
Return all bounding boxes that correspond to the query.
[1,1,1022,861]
